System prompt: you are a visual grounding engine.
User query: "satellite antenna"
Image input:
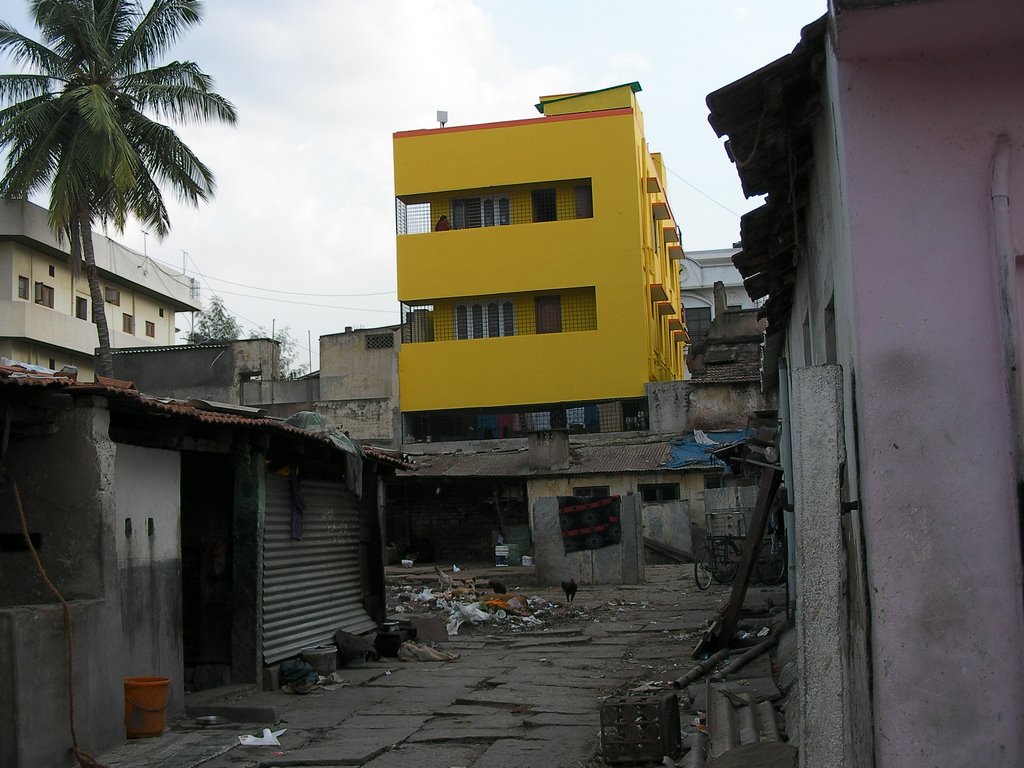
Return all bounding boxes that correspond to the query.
[437,110,448,128]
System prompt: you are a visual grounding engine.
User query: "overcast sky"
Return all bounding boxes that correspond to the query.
[3,1,825,370]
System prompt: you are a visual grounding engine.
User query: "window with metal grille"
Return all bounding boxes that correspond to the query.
[405,288,594,343]
[366,333,394,350]
[396,178,593,235]
[638,483,680,503]
[685,306,712,345]
[573,486,610,498]
[122,313,134,334]
[454,300,515,340]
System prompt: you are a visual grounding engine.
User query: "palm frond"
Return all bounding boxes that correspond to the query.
[115,0,202,75]
[0,73,54,104]
[0,21,69,78]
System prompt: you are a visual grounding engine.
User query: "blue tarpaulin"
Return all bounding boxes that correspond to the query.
[661,429,752,470]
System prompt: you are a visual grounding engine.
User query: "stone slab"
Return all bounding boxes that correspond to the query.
[100,730,237,768]
[360,742,487,768]
[472,729,599,768]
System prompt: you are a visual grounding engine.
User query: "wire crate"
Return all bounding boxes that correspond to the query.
[600,693,681,764]
[706,510,748,539]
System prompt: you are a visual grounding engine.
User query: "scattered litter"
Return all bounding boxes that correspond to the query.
[398,641,460,662]
[239,728,287,746]
[318,672,349,690]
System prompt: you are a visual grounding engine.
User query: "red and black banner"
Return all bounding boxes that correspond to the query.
[557,495,622,553]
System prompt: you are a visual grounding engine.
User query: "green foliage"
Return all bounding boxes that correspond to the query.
[249,325,310,380]
[0,1,236,375]
[190,295,241,342]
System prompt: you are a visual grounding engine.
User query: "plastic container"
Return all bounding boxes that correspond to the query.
[495,545,509,567]
[300,646,337,676]
[521,555,535,566]
[124,676,171,738]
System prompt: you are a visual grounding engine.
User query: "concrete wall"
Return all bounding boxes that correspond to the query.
[533,494,644,586]
[773,10,1024,765]
[832,19,1024,767]
[641,500,691,557]
[114,445,185,709]
[647,379,767,433]
[791,365,851,768]
[320,328,399,400]
[316,397,400,445]
[0,406,124,768]
[112,339,279,403]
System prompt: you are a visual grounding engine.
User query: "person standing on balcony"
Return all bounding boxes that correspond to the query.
[435,214,452,231]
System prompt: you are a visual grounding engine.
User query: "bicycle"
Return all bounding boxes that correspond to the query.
[693,510,746,590]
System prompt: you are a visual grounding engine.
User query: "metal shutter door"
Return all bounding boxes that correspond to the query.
[262,474,376,663]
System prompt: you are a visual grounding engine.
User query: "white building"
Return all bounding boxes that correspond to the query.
[0,198,201,379]
[680,247,758,346]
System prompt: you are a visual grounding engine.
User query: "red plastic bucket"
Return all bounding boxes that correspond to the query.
[123,676,171,738]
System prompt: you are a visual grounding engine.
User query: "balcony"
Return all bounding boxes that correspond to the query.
[396,178,593,235]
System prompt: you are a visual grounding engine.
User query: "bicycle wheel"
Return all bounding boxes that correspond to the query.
[759,537,787,586]
[693,546,713,590]
[713,540,741,584]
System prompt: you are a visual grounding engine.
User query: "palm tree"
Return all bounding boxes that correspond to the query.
[0,0,236,377]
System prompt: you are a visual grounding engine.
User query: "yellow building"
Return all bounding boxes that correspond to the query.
[394,82,685,442]
[0,198,201,379]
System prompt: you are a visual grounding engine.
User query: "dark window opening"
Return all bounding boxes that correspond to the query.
[471,304,484,338]
[34,282,54,308]
[75,296,88,320]
[123,313,134,334]
[486,303,500,338]
[531,188,557,222]
[18,275,29,299]
[145,320,156,337]
[639,483,680,503]
[573,486,610,499]
[48,265,55,277]
[704,474,723,490]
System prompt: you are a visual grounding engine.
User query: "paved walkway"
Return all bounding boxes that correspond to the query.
[96,564,782,768]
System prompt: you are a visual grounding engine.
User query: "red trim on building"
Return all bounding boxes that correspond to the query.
[393,107,634,139]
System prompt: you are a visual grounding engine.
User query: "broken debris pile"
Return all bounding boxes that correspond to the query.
[387,571,586,636]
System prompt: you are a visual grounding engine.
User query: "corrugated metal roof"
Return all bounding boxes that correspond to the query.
[0,363,410,470]
[399,441,691,479]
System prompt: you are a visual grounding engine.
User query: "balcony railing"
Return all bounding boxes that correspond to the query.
[396,178,593,235]
[401,287,598,344]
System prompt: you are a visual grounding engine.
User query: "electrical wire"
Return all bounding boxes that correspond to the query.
[663,165,743,218]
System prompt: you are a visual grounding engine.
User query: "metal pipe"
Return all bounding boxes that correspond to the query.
[990,134,1024,587]
[778,357,797,612]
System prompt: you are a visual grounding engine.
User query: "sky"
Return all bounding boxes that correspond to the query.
[2,0,826,371]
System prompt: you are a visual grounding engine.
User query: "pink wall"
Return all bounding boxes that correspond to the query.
[836,42,1024,765]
